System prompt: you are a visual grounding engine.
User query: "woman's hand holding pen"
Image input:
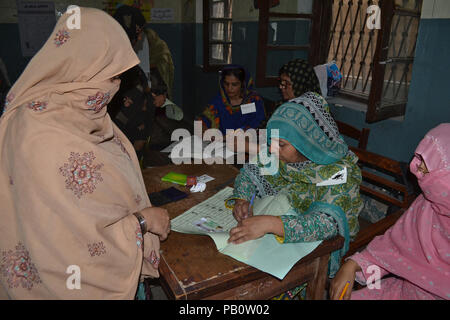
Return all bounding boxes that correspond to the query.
[329,259,361,300]
[228,216,283,244]
[232,199,253,222]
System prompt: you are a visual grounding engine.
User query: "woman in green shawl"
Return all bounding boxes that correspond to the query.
[228,92,363,298]
[144,28,174,100]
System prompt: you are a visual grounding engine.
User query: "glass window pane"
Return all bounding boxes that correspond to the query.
[269,0,313,14]
[210,21,232,42]
[210,43,232,65]
[212,2,224,18]
[268,17,311,46]
[212,44,224,61]
[381,62,413,103]
[211,22,224,41]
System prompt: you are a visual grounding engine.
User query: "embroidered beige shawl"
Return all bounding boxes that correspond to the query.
[0,7,160,299]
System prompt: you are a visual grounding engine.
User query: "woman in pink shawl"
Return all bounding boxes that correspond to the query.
[0,8,170,299]
[330,123,450,300]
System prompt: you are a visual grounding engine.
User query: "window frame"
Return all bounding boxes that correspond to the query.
[255,0,332,87]
[366,0,421,123]
[256,0,422,123]
[203,0,233,72]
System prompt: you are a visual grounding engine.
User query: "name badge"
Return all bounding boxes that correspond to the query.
[316,167,347,187]
[240,102,257,114]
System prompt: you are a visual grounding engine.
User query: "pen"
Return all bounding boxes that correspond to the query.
[246,193,256,219]
[339,281,350,300]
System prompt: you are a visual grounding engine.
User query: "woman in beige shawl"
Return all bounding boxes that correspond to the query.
[0,7,170,299]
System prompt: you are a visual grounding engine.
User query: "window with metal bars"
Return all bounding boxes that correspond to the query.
[203,0,233,71]
[327,0,422,123]
[256,0,422,123]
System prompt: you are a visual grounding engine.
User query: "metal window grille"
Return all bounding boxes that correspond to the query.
[327,0,422,122]
[327,0,382,99]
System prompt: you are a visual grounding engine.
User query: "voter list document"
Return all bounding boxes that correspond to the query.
[170,187,322,280]
[171,187,236,249]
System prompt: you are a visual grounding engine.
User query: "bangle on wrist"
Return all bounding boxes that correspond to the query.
[134,211,147,235]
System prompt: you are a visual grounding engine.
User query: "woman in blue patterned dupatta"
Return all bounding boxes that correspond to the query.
[197,65,265,134]
[228,92,363,299]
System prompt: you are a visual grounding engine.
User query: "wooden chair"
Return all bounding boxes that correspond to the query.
[343,146,418,260]
[336,120,370,150]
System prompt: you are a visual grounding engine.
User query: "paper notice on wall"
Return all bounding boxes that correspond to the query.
[151,8,174,21]
[17,1,56,57]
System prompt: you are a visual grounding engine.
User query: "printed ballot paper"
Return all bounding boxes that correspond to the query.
[161,135,235,162]
[171,187,322,280]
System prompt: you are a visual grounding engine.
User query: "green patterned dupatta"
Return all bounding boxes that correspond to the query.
[267,92,347,165]
[265,92,353,276]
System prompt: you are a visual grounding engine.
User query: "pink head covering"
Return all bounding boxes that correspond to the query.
[361,123,450,299]
[410,123,450,215]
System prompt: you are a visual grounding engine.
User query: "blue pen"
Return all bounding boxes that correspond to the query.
[246,192,256,218]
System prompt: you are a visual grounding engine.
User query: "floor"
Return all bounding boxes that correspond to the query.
[150,284,169,300]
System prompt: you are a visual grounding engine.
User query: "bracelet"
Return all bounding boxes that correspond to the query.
[133,212,147,235]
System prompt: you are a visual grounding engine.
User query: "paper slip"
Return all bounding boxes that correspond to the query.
[171,188,322,280]
[240,102,257,114]
[316,167,347,186]
[196,174,215,184]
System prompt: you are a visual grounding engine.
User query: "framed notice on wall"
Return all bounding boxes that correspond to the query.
[17,1,56,57]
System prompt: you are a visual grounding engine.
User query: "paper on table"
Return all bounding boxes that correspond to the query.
[196,174,215,184]
[161,135,235,160]
[171,187,323,280]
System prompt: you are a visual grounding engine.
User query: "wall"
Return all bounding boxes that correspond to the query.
[0,0,194,115]
[1,0,449,162]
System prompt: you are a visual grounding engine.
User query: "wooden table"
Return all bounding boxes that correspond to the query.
[142,164,344,300]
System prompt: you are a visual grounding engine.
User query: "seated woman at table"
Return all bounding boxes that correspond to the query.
[232,59,321,155]
[228,92,363,298]
[0,8,170,299]
[197,65,265,135]
[278,58,321,103]
[330,123,450,300]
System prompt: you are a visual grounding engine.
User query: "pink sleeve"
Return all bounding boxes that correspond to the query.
[347,251,390,285]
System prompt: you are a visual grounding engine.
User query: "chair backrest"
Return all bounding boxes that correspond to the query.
[336,120,370,150]
[351,146,416,209]
[343,146,417,259]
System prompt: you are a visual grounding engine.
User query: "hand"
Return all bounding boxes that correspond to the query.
[232,199,252,222]
[140,206,171,241]
[228,216,282,244]
[329,259,361,300]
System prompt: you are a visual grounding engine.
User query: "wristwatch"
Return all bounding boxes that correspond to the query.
[134,212,147,235]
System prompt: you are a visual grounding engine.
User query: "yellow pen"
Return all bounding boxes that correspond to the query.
[339,281,350,300]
